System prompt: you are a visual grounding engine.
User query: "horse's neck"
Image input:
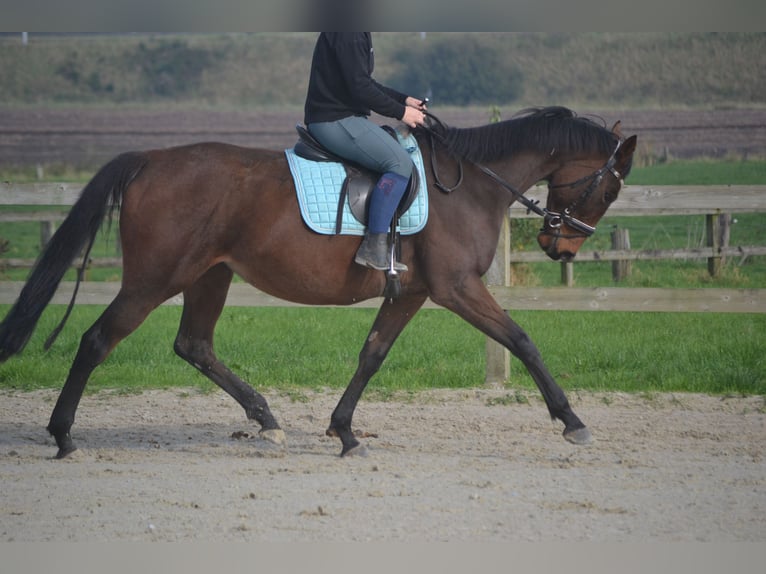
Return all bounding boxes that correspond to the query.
[483,152,557,200]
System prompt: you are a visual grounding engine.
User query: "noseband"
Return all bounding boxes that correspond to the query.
[422,113,623,239]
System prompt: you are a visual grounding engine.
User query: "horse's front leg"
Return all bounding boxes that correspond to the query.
[433,277,591,445]
[328,294,427,456]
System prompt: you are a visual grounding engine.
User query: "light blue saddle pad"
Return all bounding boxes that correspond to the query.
[285,130,428,236]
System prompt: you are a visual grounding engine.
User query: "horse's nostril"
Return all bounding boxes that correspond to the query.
[545,247,562,261]
[545,247,576,262]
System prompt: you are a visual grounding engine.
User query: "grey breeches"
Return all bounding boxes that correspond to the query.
[307,116,413,179]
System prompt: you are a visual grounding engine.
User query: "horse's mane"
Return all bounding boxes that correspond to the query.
[424,106,618,163]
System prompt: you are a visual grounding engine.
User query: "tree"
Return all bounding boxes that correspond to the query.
[387,36,523,106]
[132,39,215,99]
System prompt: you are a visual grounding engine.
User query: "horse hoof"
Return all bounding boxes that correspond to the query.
[54,445,78,459]
[259,428,287,447]
[341,444,369,458]
[52,432,77,459]
[563,426,592,445]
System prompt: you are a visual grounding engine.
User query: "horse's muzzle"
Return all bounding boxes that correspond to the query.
[548,249,575,262]
[541,242,575,262]
[538,230,581,262]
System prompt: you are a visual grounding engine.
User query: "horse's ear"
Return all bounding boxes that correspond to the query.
[618,135,637,160]
[611,120,623,138]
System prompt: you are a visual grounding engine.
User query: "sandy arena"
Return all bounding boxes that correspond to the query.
[1,387,763,542]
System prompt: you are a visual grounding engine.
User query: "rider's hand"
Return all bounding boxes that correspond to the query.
[401,105,426,129]
[405,96,428,111]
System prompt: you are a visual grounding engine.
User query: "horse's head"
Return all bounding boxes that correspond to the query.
[417,108,638,262]
[538,123,637,261]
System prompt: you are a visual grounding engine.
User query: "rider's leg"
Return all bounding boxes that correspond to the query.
[355,171,409,270]
[308,117,413,271]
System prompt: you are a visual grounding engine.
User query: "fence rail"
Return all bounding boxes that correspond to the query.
[2,182,765,384]
[509,185,766,216]
[2,182,764,287]
[3,183,766,271]
[0,281,762,314]
[509,245,766,264]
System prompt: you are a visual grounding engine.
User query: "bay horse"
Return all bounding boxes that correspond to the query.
[0,106,636,459]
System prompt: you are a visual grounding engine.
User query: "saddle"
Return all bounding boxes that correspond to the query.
[293,124,420,234]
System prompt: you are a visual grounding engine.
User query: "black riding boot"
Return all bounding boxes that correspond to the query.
[355,232,407,272]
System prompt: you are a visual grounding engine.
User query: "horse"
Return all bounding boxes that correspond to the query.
[0,106,637,459]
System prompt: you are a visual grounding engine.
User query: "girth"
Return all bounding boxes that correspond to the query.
[293,124,420,234]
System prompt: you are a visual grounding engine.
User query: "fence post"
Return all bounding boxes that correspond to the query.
[484,211,510,387]
[40,221,55,248]
[707,213,730,277]
[610,226,632,282]
[560,261,574,286]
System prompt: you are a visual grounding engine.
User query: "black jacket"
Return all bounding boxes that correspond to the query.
[304,33,408,125]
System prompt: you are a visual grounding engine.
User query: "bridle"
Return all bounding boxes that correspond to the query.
[541,138,624,238]
[421,112,623,239]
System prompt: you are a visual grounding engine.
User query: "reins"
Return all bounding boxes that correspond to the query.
[422,112,464,194]
[420,112,622,238]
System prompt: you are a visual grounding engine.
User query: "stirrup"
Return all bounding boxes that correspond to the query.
[387,232,408,273]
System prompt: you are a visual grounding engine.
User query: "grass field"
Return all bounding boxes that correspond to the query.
[516,159,766,287]
[1,33,762,109]
[1,159,764,396]
[0,304,763,397]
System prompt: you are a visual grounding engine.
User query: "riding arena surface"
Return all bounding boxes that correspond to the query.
[1,388,764,542]
[1,107,765,542]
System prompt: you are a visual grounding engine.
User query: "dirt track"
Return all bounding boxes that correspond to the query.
[2,107,765,169]
[1,387,764,542]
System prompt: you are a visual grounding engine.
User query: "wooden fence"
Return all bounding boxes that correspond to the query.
[2,182,765,383]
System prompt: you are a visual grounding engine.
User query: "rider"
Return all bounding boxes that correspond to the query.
[304,32,427,272]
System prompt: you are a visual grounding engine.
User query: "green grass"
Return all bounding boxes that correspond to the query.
[1,33,762,108]
[630,158,766,185]
[1,305,763,398]
[0,305,483,394]
[1,305,763,396]
[524,210,766,289]
[513,159,766,288]
[513,311,765,395]
[596,160,766,287]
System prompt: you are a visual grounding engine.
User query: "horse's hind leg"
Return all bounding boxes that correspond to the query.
[173,263,283,445]
[47,291,160,458]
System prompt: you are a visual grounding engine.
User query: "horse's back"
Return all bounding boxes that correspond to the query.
[116,142,290,276]
[143,142,285,180]
[123,142,288,209]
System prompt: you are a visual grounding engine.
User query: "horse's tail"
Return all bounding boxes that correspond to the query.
[0,151,148,362]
